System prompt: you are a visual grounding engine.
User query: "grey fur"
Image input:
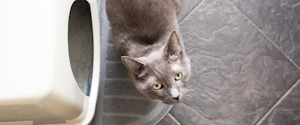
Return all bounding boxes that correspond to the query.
[106,0,191,104]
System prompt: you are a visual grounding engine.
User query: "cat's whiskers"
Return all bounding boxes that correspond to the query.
[186,95,193,97]
[187,84,194,89]
[183,86,196,98]
[189,88,196,92]
[185,92,194,98]
[182,89,189,97]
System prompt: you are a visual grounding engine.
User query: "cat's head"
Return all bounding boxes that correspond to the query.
[121,31,191,104]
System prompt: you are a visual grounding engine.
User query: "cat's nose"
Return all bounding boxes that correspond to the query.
[172,96,180,100]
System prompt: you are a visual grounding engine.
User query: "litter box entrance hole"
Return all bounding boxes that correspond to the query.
[68,0,93,96]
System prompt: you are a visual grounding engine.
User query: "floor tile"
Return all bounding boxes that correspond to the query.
[177,0,203,22]
[230,0,300,67]
[170,0,300,124]
[156,113,180,125]
[259,80,300,125]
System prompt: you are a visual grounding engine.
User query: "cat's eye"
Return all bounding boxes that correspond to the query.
[175,72,183,81]
[153,83,163,90]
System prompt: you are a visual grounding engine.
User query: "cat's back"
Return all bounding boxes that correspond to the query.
[106,0,179,46]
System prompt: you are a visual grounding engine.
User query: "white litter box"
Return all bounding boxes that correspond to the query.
[0,0,100,124]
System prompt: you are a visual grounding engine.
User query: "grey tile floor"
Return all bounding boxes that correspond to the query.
[157,0,300,125]
[66,0,300,124]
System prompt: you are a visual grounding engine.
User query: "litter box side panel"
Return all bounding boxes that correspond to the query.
[0,0,87,122]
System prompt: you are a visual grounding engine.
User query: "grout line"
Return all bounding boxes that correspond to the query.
[104,95,148,100]
[227,0,300,124]
[103,112,142,118]
[167,113,181,125]
[179,0,205,24]
[227,0,300,71]
[255,78,300,125]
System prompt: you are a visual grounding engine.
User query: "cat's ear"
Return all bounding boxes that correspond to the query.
[121,56,145,76]
[166,31,182,60]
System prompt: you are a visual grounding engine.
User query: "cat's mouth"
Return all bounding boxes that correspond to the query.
[163,97,182,104]
[163,95,185,104]
[162,89,188,104]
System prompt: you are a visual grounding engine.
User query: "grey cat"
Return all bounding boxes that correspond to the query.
[106,0,191,104]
